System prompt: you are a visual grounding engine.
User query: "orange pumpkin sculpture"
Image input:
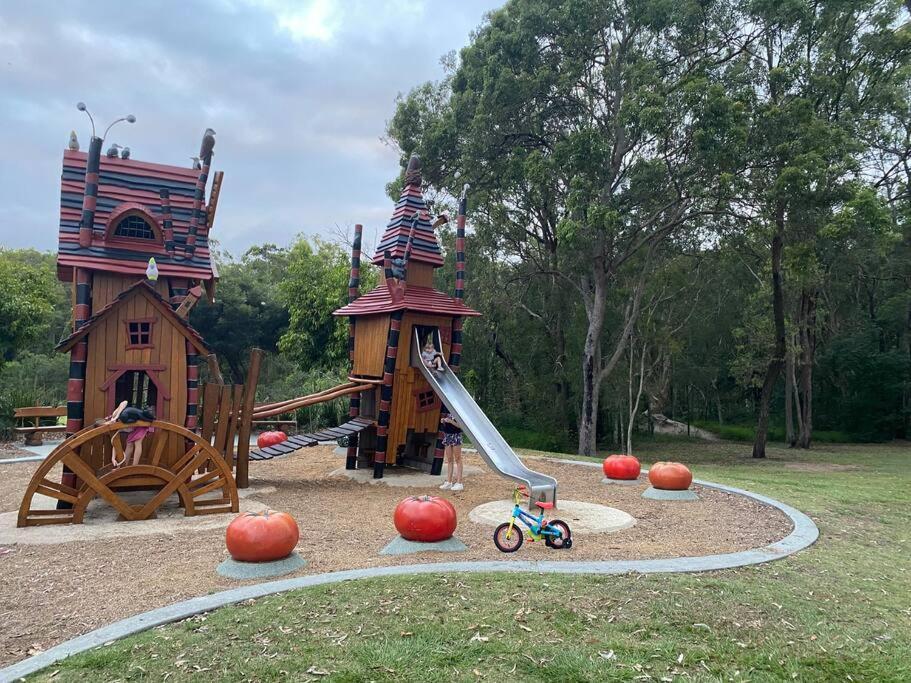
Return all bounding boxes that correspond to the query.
[602,454,641,480]
[393,495,457,542]
[226,510,300,562]
[648,462,693,491]
[257,431,287,449]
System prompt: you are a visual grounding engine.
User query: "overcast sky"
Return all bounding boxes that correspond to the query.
[0,0,502,257]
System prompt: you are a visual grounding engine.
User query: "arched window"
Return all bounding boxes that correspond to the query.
[104,203,163,245]
[114,215,155,239]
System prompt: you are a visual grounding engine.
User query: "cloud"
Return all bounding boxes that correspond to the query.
[0,0,502,255]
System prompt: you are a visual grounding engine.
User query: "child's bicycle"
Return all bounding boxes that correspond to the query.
[493,486,572,553]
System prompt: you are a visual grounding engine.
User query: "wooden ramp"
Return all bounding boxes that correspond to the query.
[249,416,374,461]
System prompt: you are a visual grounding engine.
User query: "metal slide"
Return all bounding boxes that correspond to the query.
[413,329,557,507]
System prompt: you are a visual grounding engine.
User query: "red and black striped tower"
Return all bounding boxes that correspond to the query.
[431,184,469,475]
[344,223,363,470]
[59,266,92,504]
[373,310,404,478]
[185,130,215,257]
[77,136,102,247]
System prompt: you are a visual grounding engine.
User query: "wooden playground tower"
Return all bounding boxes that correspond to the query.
[334,155,479,478]
[17,125,250,527]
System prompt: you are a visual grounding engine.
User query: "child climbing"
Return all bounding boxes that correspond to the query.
[438,408,464,492]
[98,402,156,468]
[421,337,445,373]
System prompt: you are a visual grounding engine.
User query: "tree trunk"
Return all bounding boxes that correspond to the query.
[627,341,647,455]
[712,378,723,425]
[578,275,606,456]
[796,289,816,449]
[753,205,787,459]
[785,343,796,447]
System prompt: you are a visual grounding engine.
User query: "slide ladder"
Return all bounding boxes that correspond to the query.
[413,329,557,508]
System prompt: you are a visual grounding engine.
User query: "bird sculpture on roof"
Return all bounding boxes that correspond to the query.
[105,143,121,158]
[146,257,159,282]
[190,156,202,170]
[120,146,130,160]
[199,128,216,164]
[68,130,80,151]
[403,154,422,186]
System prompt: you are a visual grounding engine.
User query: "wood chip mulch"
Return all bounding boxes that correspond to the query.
[0,447,792,666]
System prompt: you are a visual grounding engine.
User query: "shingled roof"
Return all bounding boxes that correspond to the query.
[56,280,211,354]
[371,155,443,267]
[333,284,480,318]
[57,150,216,282]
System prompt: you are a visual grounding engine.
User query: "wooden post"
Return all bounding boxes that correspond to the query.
[235,348,263,488]
[206,354,225,385]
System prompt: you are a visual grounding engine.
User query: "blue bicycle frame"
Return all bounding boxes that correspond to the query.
[506,502,562,541]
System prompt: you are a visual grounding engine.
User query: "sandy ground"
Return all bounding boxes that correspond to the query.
[0,447,792,667]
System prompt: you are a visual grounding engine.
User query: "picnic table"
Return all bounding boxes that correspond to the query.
[14,406,67,446]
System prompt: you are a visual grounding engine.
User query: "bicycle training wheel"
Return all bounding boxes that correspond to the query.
[493,523,524,553]
[544,519,572,549]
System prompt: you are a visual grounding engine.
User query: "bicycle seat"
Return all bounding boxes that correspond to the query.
[535,501,554,510]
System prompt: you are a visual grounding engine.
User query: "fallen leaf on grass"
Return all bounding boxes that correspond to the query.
[470,632,489,643]
[306,666,330,676]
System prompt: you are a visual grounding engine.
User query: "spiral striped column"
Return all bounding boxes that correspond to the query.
[345,223,363,470]
[431,190,468,475]
[77,137,102,248]
[60,267,92,507]
[185,159,210,257]
[373,311,403,479]
[185,341,199,431]
[159,189,176,255]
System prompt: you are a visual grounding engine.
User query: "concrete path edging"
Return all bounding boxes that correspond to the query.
[0,459,818,682]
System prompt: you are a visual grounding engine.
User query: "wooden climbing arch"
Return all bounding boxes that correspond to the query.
[17,419,238,527]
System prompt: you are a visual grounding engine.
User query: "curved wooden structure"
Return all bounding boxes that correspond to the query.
[18,419,238,527]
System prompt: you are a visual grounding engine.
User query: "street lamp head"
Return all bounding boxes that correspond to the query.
[76,102,87,111]
[126,114,136,123]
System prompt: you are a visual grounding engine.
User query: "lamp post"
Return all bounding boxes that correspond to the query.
[75,103,136,248]
[76,102,136,142]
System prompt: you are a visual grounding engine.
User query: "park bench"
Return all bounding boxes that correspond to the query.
[14,407,68,446]
[252,419,297,434]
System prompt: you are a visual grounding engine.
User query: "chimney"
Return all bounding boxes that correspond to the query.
[185,130,215,256]
[78,136,103,247]
[159,189,176,255]
[454,184,469,303]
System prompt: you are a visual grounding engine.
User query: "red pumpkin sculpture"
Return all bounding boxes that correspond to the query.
[257,431,287,449]
[602,454,641,480]
[648,462,693,491]
[393,495,457,542]
[226,510,300,562]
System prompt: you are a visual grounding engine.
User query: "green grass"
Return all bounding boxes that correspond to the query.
[29,439,911,682]
[691,420,860,444]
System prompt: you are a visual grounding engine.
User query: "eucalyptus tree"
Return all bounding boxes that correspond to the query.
[388,0,750,455]
[741,0,911,457]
